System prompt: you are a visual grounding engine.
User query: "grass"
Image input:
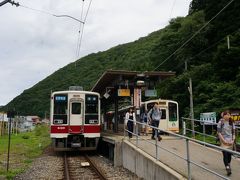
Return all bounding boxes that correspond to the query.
[0,125,51,179]
[187,131,240,146]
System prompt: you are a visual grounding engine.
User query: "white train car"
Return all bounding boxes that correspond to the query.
[141,99,179,133]
[50,90,100,151]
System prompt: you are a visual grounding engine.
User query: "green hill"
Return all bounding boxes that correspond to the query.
[2,0,240,118]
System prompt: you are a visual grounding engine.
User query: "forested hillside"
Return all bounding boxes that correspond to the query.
[2,0,240,118]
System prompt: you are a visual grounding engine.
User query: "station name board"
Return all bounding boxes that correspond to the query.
[118,89,130,97]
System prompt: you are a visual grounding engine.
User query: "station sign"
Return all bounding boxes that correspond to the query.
[230,112,240,125]
[200,112,216,125]
[145,89,157,97]
[118,89,130,97]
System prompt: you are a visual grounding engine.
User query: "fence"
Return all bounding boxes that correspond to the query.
[124,119,240,180]
[182,117,240,146]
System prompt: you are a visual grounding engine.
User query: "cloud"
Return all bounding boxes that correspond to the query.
[0,0,191,105]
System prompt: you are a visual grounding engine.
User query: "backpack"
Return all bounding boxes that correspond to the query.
[216,120,224,143]
[216,119,234,143]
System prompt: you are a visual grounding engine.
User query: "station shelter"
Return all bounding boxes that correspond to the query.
[91,70,175,133]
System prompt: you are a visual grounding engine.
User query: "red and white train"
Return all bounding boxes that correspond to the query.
[50,90,100,151]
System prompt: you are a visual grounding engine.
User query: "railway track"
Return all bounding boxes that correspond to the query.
[63,153,108,180]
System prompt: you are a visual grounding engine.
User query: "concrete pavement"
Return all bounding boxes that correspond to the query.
[129,135,240,180]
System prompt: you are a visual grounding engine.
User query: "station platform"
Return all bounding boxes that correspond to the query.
[101,132,240,180]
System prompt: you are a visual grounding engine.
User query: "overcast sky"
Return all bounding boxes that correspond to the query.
[0,0,191,106]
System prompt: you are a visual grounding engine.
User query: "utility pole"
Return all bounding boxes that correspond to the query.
[185,61,195,137]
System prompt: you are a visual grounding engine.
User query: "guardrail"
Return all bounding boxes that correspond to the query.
[181,117,240,146]
[124,119,240,180]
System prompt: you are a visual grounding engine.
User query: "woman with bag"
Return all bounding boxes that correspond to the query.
[125,108,136,139]
[217,111,236,176]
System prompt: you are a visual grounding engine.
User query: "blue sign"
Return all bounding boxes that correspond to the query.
[145,90,157,97]
[55,96,66,101]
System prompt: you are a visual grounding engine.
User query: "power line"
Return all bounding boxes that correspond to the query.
[153,0,235,71]
[18,4,84,24]
[75,0,93,62]
[170,28,240,72]
[169,0,176,19]
[0,0,10,7]
[75,0,85,60]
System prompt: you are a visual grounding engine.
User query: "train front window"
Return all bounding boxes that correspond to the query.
[85,94,99,124]
[85,95,98,114]
[169,102,177,121]
[72,103,81,114]
[53,94,68,124]
[54,95,68,114]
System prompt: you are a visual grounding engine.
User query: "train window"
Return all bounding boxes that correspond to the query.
[54,94,68,115]
[86,104,98,113]
[85,95,98,114]
[72,103,81,114]
[147,103,155,111]
[161,109,166,119]
[169,102,177,121]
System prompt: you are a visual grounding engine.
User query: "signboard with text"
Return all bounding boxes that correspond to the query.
[200,112,216,125]
[145,89,157,97]
[118,89,130,97]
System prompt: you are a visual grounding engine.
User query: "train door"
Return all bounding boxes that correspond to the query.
[159,108,167,131]
[68,98,84,134]
[167,102,179,132]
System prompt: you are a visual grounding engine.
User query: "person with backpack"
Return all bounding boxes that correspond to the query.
[148,102,162,141]
[217,111,236,176]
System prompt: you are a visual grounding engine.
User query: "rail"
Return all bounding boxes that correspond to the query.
[124,119,240,180]
[85,155,108,180]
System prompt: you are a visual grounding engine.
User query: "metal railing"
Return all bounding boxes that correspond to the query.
[182,117,240,145]
[123,119,240,180]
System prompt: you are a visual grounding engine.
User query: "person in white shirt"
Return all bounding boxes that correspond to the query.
[125,108,136,138]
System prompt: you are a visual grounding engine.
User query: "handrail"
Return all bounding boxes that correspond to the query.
[124,118,240,180]
[182,117,240,145]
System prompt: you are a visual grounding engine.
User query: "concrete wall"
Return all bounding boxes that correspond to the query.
[122,140,186,180]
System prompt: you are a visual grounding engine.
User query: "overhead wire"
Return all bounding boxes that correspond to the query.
[169,0,176,19]
[153,0,235,71]
[19,4,84,24]
[75,0,85,60]
[169,28,240,72]
[12,1,92,67]
[75,0,93,65]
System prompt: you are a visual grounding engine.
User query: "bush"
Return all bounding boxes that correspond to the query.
[22,135,29,139]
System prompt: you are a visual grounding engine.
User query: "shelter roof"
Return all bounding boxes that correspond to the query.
[91,70,175,95]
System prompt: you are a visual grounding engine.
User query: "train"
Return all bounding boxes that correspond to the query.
[141,99,179,133]
[50,90,100,151]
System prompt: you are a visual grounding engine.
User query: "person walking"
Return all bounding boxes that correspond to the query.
[125,108,136,139]
[148,102,162,141]
[217,111,236,176]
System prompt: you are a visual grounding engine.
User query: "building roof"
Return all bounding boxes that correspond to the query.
[91,69,175,95]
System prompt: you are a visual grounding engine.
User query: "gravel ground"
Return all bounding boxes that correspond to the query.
[14,147,142,180]
[91,155,142,180]
[14,147,63,180]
